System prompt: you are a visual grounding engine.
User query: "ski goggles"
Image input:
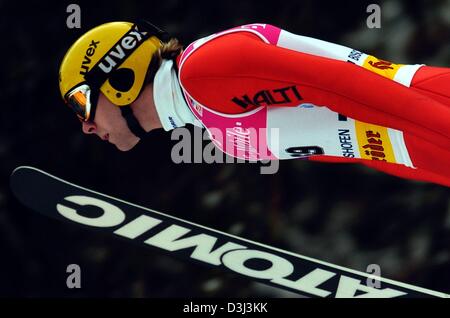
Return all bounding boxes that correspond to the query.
[64,84,99,122]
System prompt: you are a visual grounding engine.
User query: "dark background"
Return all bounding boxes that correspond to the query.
[0,0,449,297]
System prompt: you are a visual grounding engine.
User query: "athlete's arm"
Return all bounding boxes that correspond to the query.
[180,30,450,150]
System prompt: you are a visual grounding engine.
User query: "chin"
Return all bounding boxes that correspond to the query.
[115,139,140,152]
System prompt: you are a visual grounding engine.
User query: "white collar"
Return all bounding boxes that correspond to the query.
[153,59,196,131]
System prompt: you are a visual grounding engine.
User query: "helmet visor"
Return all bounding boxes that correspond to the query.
[65,84,94,122]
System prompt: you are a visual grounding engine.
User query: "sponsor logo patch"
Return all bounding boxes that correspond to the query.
[363,55,403,80]
[355,122,396,163]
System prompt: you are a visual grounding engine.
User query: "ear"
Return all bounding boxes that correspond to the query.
[81,120,97,134]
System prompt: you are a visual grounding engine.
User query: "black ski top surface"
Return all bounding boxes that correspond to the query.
[10,166,449,298]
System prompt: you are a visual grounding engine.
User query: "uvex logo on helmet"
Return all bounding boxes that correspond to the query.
[80,40,100,76]
[97,26,147,74]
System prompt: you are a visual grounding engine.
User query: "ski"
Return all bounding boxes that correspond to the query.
[10,166,449,298]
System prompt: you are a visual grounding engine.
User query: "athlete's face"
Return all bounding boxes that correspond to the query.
[81,93,140,151]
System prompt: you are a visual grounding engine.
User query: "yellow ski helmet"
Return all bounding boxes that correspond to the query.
[59,20,168,137]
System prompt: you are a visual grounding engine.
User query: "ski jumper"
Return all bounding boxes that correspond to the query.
[177,23,450,187]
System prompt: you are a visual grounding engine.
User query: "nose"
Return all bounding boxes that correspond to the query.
[81,121,97,135]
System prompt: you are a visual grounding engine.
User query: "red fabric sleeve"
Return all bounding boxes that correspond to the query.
[180,32,450,150]
[308,65,450,187]
[411,66,450,107]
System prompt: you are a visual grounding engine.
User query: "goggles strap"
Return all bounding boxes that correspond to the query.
[88,87,100,122]
[120,106,148,139]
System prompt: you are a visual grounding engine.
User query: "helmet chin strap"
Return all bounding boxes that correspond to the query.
[120,106,149,139]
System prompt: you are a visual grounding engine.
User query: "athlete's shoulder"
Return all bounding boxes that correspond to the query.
[179,26,264,75]
[178,28,268,114]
